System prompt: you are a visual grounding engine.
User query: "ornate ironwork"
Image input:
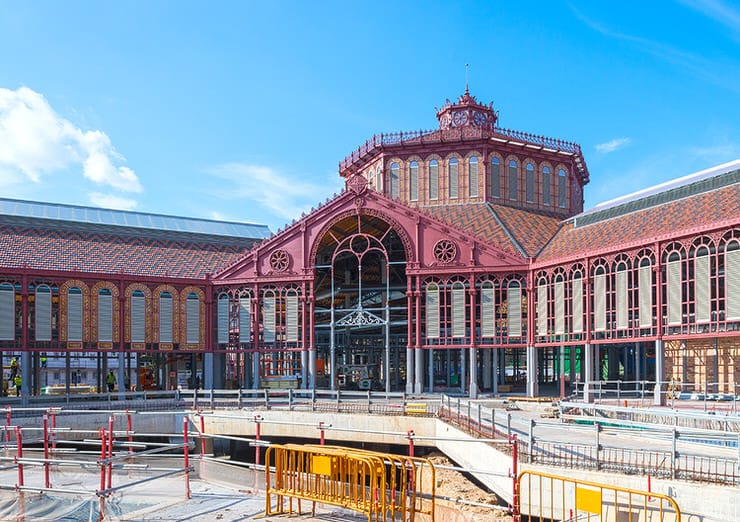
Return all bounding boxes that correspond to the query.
[434,239,457,264]
[335,307,386,327]
[269,249,290,272]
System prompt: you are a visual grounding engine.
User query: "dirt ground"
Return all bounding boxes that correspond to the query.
[425,452,512,522]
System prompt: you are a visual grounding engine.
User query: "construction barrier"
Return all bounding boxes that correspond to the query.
[265,444,435,521]
[516,470,681,522]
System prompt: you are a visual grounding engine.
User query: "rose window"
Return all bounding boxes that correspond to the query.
[269,249,290,272]
[433,239,457,264]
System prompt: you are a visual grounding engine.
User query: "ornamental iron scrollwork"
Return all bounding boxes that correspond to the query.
[269,249,290,272]
[335,308,386,327]
[434,239,457,264]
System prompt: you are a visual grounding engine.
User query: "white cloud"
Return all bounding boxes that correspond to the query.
[679,0,740,40]
[88,192,138,210]
[595,137,632,153]
[207,162,343,223]
[0,86,142,192]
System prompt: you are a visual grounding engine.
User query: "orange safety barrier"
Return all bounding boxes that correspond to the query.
[265,444,435,521]
[516,470,682,522]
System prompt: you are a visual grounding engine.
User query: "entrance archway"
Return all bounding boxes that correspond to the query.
[313,214,407,392]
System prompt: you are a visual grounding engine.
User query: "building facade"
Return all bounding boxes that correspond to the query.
[2,91,739,402]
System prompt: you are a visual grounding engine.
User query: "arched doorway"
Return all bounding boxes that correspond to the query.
[313,214,407,392]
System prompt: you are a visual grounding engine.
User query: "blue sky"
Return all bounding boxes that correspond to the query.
[0,1,738,232]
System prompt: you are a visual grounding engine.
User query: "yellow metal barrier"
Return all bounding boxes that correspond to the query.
[265,444,435,521]
[516,470,681,522]
[404,402,428,415]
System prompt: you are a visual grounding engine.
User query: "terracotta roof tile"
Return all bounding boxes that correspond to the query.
[538,184,740,261]
[0,225,248,278]
[488,204,564,257]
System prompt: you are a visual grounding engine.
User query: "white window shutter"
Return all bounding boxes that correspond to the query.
[36,287,52,341]
[131,292,146,343]
[186,294,199,344]
[508,286,522,337]
[639,264,653,328]
[217,294,229,344]
[695,253,710,323]
[239,296,251,342]
[667,259,682,325]
[616,269,628,330]
[159,294,173,343]
[98,291,113,342]
[727,246,740,320]
[68,289,83,342]
[426,285,439,339]
[594,272,606,332]
[263,295,275,342]
[0,284,14,341]
[572,276,583,333]
[537,283,547,336]
[481,283,495,337]
[555,280,565,335]
[452,284,465,338]
[286,294,299,341]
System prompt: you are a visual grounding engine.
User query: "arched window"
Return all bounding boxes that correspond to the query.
[217,293,229,344]
[509,160,518,201]
[429,160,439,200]
[68,287,83,342]
[375,166,381,190]
[131,290,145,343]
[451,282,465,337]
[571,272,583,333]
[667,252,682,325]
[98,288,113,342]
[239,293,251,343]
[537,277,548,336]
[507,281,522,337]
[159,291,173,343]
[638,258,653,328]
[448,158,459,199]
[389,162,400,198]
[425,283,440,339]
[286,289,299,342]
[554,274,565,334]
[409,161,419,201]
[525,163,535,203]
[490,157,501,198]
[593,266,607,332]
[186,292,199,344]
[468,157,479,198]
[695,246,710,323]
[368,169,375,189]
[0,283,15,341]
[542,166,551,206]
[481,281,495,337]
[616,262,628,330]
[558,168,567,208]
[35,285,52,341]
[263,290,276,343]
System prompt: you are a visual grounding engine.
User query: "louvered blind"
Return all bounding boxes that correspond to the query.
[695,253,710,323]
[639,264,652,327]
[239,296,251,342]
[390,163,400,198]
[35,287,52,341]
[508,286,522,337]
[555,279,564,334]
[490,159,500,198]
[481,283,495,337]
[409,162,419,201]
[263,295,275,342]
[159,294,173,343]
[537,283,547,336]
[429,162,439,200]
[425,286,439,339]
[286,294,299,341]
[449,160,459,198]
[131,292,145,342]
[469,158,478,197]
[98,291,113,342]
[452,284,465,338]
[572,276,583,333]
[68,289,83,341]
[616,269,628,330]
[594,272,606,332]
[726,245,740,320]
[667,259,682,325]
[217,294,229,344]
[0,284,14,340]
[186,294,199,344]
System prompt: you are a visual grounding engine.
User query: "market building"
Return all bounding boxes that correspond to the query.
[1,90,738,402]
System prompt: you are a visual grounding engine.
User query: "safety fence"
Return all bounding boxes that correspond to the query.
[265,444,435,522]
[515,470,681,522]
[439,395,740,486]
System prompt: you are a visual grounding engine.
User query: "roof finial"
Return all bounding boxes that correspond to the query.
[465,63,469,94]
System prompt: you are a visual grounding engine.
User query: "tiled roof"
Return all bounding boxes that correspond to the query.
[0,225,250,279]
[422,203,532,257]
[538,183,740,262]
[488,204,564,257]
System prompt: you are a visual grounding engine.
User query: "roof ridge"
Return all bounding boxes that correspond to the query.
[482,203,529,258]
